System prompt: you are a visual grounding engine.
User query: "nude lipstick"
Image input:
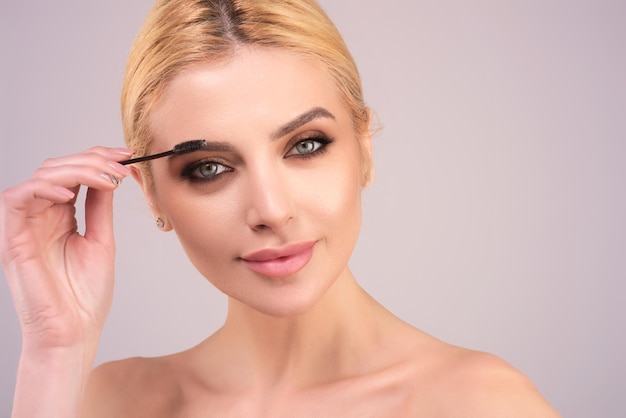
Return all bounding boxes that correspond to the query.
[240,241,315,278]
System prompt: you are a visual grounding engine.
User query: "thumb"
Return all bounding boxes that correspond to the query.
[83,187,115,247]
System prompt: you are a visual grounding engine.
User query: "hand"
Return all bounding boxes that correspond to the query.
[0,147,133,351]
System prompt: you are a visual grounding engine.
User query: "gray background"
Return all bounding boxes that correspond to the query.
[1,1,624,416]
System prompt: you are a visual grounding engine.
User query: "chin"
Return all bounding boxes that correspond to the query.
[233,278,334,319]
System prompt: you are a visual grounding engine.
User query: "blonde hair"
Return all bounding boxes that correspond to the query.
[121,0,370,181]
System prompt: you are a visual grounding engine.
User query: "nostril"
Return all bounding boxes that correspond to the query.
[251,223,269,231]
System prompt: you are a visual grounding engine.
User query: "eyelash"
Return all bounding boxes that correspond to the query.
[285,134,333,160]
[180,134,334,182]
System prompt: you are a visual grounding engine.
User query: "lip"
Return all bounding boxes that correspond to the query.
[240,241,316,277]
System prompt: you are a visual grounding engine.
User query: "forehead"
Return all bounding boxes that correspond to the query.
[148,47,348,149]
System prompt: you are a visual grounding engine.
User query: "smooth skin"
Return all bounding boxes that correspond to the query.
[1,47,561,417]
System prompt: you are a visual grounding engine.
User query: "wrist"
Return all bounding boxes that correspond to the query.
[20,339,99,371]
[12,340,100,418]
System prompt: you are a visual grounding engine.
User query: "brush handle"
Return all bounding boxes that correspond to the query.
[119,150,174,165]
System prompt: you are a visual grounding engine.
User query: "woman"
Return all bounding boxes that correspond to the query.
[1,0,560,416]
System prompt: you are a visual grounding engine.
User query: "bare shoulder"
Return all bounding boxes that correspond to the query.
[413,341,561,417]
[81,356,183,418]
[451,350,560,416]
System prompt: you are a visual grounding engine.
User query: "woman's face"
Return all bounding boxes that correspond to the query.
[139,47,370,317]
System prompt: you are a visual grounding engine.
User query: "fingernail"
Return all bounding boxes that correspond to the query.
[101,173,120,186]
[54,186,75,199]
[113,148,134,156]
[109,162,131,176]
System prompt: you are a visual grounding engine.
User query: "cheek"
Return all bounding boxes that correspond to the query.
[310,171,360,226]
[301,146,363,245]
[160,188,244,271]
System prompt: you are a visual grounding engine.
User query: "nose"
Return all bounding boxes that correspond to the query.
[245,164,295,233]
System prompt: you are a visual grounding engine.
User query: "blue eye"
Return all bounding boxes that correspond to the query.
[286,136,333,158]
[181,160,232,181]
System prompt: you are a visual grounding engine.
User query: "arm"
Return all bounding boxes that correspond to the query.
[13,343,99,417]
[1,147,132,417]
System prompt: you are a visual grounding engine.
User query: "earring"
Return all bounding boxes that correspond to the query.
[155,217,165,229]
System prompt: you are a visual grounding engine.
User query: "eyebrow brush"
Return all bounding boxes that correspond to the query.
[120,139,207,165]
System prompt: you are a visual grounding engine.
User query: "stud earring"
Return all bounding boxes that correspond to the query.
[156,217,165,229]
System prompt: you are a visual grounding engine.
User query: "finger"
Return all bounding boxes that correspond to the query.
[37,150,132,184]
[0,179,75,259]
[82,146,133,158]
[33,164,130,191]
[83,187,114,246]
[1,179,75,216]
[40,147,133,169]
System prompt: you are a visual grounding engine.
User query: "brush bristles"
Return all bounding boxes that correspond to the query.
[172,139,207,155]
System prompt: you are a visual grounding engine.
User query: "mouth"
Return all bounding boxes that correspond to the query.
[240,241,316,278]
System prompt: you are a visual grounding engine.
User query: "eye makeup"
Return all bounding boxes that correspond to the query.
[284,133,334,160]
[180,158,234,182]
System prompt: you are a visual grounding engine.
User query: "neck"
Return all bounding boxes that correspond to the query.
[213,269,389,390]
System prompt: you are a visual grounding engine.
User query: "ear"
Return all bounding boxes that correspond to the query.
[130,166,173,231]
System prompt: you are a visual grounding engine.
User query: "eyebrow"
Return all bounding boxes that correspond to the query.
[271,107,336,140]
